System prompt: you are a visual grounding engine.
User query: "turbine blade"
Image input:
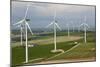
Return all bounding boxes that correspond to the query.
[80,23,89,28]
[55,23,61,30]
[79,23,84,27]
[46,21,54,28]
[31,3,45,9]
[16,25,21,28]
[13,19,24,25]
[84,23,89,28]
[24,4,30,19]
[26,22,33,35]
[79,23,89,31]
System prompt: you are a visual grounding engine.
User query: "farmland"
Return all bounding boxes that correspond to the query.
[11,31,96,66]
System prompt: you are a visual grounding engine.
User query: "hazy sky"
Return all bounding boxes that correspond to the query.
[11,1,95,30]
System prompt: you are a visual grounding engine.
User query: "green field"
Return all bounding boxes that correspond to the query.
[11,31,96,66]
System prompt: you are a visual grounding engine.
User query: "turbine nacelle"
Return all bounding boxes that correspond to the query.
[46,21,61,31]
[55,20,58,23]
[13,18,33,35]
[25,19,30,21]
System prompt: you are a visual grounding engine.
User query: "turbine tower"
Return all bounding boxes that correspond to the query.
[14,24,24,46]
[79,16,89,43]
[46,10,63,53]
[13,4,33,63]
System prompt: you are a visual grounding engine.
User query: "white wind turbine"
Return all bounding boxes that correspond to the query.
[79,16,89,43]
[46,10,64,53]
[66,24,70,37]
[14,24,24,46]
[13,4,33,63]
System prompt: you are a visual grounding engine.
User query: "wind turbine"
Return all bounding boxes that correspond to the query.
[66,24,70,37]
[13,4,33,63]
[14,24,24,46]
[79,16,89,43]
[46,10,63,53]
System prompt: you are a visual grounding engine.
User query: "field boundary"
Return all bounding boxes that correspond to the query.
[23,58,43,63]
[35,58,95,64]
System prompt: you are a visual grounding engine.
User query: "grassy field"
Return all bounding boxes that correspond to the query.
[45,31,96,61]
[11,31,96,66]
[12,41,76,65]
[48,42,95,60]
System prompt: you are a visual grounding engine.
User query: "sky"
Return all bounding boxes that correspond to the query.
[11,1,96,31]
